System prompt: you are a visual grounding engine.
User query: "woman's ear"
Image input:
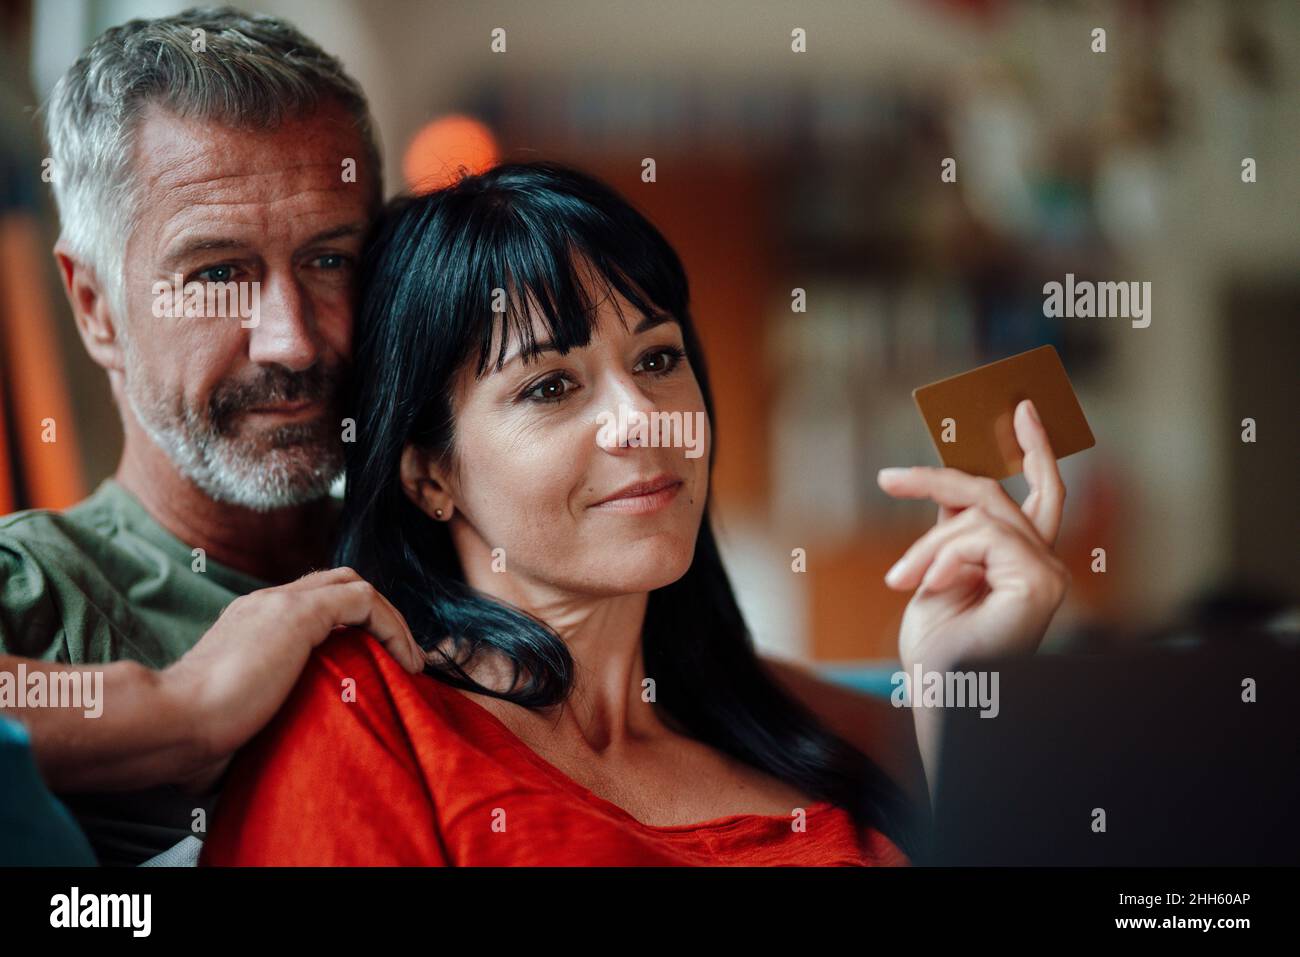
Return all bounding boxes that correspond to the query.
[399,444,456,521]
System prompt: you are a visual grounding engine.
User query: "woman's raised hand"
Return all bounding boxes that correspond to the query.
[877,399,1070,674]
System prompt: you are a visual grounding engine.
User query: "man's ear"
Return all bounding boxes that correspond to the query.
[54,243,124,373]
[399,443,456,521]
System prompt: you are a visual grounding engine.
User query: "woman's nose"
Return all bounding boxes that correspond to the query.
[594,375,660,452]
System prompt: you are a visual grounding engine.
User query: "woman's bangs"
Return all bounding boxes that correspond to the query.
[467,218,676,379]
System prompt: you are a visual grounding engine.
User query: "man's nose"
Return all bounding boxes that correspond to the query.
[246,273,322,371]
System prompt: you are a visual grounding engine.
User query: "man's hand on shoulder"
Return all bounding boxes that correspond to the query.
[160,567,425,792]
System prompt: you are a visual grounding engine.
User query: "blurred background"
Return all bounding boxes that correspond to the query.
[1,0,1296,674]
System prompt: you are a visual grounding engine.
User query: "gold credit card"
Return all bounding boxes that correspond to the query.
[912,345,1095,480]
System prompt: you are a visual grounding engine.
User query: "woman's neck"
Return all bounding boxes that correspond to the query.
[529,591,657,752]
[458,556,664,752]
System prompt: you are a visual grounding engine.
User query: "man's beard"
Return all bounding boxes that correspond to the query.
[124,355,347,512]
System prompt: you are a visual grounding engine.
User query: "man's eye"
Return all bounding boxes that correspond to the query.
[522,374,578,403]
[196,264,235,283]
[313,254,348,270]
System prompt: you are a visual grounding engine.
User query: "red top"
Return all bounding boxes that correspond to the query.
[200,629,910,866]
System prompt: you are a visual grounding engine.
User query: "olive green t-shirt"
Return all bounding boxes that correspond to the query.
[0,479,271,865]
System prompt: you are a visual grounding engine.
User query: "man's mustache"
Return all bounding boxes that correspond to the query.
[208,363,345,431]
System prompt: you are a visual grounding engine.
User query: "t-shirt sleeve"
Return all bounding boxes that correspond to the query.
[200,631,449,866]
[0,531,71,661]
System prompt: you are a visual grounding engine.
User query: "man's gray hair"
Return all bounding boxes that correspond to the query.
[44,5,382,311]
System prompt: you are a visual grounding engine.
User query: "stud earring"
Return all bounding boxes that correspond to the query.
[435,508,444,519]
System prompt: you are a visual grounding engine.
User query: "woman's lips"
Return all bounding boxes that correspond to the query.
[589,476,684,514]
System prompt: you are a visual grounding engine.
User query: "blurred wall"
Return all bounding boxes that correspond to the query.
[10,0,1299,660]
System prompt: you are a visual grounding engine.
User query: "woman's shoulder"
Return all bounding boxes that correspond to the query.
[257,627,423,757]
[309,625,398,680]
[202,628,454,865]
[299,627,500,752]
[220,627,484,796]
[861,824,912,867]
[304,626,442,705]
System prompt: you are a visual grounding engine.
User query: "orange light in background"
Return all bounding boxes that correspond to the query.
[402,115,500,193]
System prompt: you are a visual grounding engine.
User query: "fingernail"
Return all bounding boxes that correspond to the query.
[1024,400,1041,425]
[884,560,906,585]
[878,467,909,482]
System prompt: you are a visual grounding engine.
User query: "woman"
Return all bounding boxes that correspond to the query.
[201,161,1068,866]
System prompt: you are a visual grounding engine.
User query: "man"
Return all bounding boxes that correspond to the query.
[0,8,424,866]
[0,7,924,866]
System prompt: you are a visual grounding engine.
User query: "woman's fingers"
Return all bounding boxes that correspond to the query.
[1013,399,1066,546]
[877,464,1040,543]
[920,554,987,594]
[877,398,1067,546]
[885,503,1063,594]
[917,523,1069,608]
[885,506,1003,590]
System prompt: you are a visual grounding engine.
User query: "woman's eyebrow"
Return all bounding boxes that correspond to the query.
[633,312,677,334]
[497,342,557,371]
[497,312,679,371]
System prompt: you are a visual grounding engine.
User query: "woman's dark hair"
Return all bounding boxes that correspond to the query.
[335,160,924,857]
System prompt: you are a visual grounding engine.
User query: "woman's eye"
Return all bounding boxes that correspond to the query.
[195,264,235,283]
[523,374,578,403]
[635,346,686,375]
